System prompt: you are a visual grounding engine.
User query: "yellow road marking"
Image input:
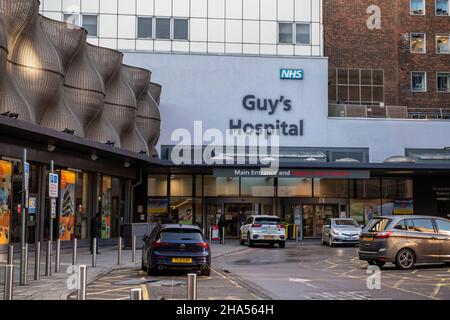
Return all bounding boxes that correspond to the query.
[140,284,150,300]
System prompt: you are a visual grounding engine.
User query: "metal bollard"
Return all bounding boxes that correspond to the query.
[209,227,212,244]
[4,265,14,300]
[117,237,122,265]
[77,265,87,300]
[72,238,77,266]
[34,241,41,281]
[45,240,52,276]
[7,245,13,265]
[187,273,197,300]
[55,239,61,272]
[23,243,28,286]
[131,235,136,263]
[92,238,97,268]
[130,288,142,300]
[222,227,225,245]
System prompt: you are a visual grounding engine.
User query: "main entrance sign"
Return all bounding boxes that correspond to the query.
[214,168,370,179]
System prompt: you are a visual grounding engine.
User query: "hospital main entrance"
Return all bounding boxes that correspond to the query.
[205,198,275,238]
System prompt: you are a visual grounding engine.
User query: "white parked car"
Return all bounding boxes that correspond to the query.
[240,215,286,248]
[321,218,362,247]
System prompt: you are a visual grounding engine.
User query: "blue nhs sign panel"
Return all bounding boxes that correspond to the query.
[280,68,304,80]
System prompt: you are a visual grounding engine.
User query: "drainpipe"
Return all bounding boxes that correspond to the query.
[130,168,143,224]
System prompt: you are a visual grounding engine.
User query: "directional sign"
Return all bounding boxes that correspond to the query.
[294,208,301,226]
[49,173,59,198]
[50,198,57,219]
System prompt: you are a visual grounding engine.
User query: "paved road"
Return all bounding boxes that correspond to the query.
[214,242,450,300]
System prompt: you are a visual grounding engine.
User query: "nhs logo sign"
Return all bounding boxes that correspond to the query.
[280,68,304,80]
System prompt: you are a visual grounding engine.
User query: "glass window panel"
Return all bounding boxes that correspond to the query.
[170,197,193,224]
[412,72,426,92]
[410,33,426,53]
[372,70,384,86]
[361,70,372,85]
[337,86,349,102]
[436,35,450,54]
[372,86,384,103]
[314,179,349,198]
[148,175,168,197]
[348,86,360,102]
[337,69,348,84]
[350,179,381,199]
[278,178,312,197]
[437,73,450,92]
[240,178,275,197]
[82,15,98,37]
[170,175,192,197]
[436,0,449,15]
[155,18,170,39]
[350,199,381,225]
[361,86,372,102]
[295,23,310,44]
[174,18,189,40]
[411,219,435,233]
[203,176,239,197]
[137,17,153,38]
[329,85,337,102]
[382,179,413,199]
[278,23,293,44]
[349,69,360,85]
[410,0,425,14]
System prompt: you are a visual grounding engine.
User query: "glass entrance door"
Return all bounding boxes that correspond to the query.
[295,204,340,238]
[224,203,252,237]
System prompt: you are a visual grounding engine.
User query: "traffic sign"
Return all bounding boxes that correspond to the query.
[50,198,57,219]
[49,173,59,198]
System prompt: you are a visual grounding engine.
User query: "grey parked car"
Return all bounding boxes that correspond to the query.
[321,218,362,246]
[359,215,450,270]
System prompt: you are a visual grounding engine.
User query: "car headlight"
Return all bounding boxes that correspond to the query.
[331,229,340,236]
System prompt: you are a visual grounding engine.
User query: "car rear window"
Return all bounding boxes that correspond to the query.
[333,220,359,227]
[159,229,204,241]
[254,217,281,225]
[366,218,392,232]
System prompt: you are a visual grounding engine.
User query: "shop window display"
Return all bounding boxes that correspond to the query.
[59,170,76,241]
[101,176,112,239]
[0,160,12,244]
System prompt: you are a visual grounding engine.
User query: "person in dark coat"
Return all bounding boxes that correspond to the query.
[217,213,226,244]
[90,213,101,254]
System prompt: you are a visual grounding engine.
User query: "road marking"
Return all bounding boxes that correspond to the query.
[213,268,242,288]
[288,278,318,288]
[140,284,149,300]
[393,279,404,288]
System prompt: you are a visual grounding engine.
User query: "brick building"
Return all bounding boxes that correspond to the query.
[325,0,450,117]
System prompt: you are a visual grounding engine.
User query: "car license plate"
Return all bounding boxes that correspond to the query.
[362,237,373,242]
[264,235,275,240]
[172,258,192,263]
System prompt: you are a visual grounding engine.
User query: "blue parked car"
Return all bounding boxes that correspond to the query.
[142,224,211,276]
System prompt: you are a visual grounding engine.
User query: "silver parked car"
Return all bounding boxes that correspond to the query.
[321,218,362,247]
[359,215,450,270]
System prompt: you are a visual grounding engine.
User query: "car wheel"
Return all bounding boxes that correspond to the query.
[247,233,254,247]
[279,241,286,248]
[328,236,334,247]
[395,248,415,270]
[141,259,147,272]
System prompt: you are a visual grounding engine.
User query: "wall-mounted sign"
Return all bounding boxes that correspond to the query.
[214,168,370,179]
[280,68,304,80]
[49,173,59,198]
[28,196,37,215]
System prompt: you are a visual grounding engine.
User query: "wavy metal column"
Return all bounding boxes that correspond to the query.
[137,82,162,157]
[0,0,33,121]
[39,17,84,136]
[7,1,64,123]
[85,44,123,147]
[121,65,151,155]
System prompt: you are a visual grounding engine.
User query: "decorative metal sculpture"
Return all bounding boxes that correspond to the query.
[0,0,162,156]
[137,82,162,157]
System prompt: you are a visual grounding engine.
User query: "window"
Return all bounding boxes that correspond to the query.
[393,219,414,231]
[155,18,170,39]
[436,219,450,235]
[296,23,310,44]
[366,218,392,232]
[437,73,450,92]
[411,0,425,14]
[334,68,384,104]
[137,17,153,39]
[82,15,98,37]
[173,19,189,40]
[411,72,427,92]
[436,35,450,54]
[436,0,450,15]
[278,23,293,44]
[411,219,436,233]
[410,33,426,53]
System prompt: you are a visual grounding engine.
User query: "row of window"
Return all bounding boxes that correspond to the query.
[410,33,450,54]
[411,0,449,15]
[411,72,450,92]
[64,14,313,45]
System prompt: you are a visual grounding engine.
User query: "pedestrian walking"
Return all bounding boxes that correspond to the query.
[218,212,226,244]
[90,213,101,254]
